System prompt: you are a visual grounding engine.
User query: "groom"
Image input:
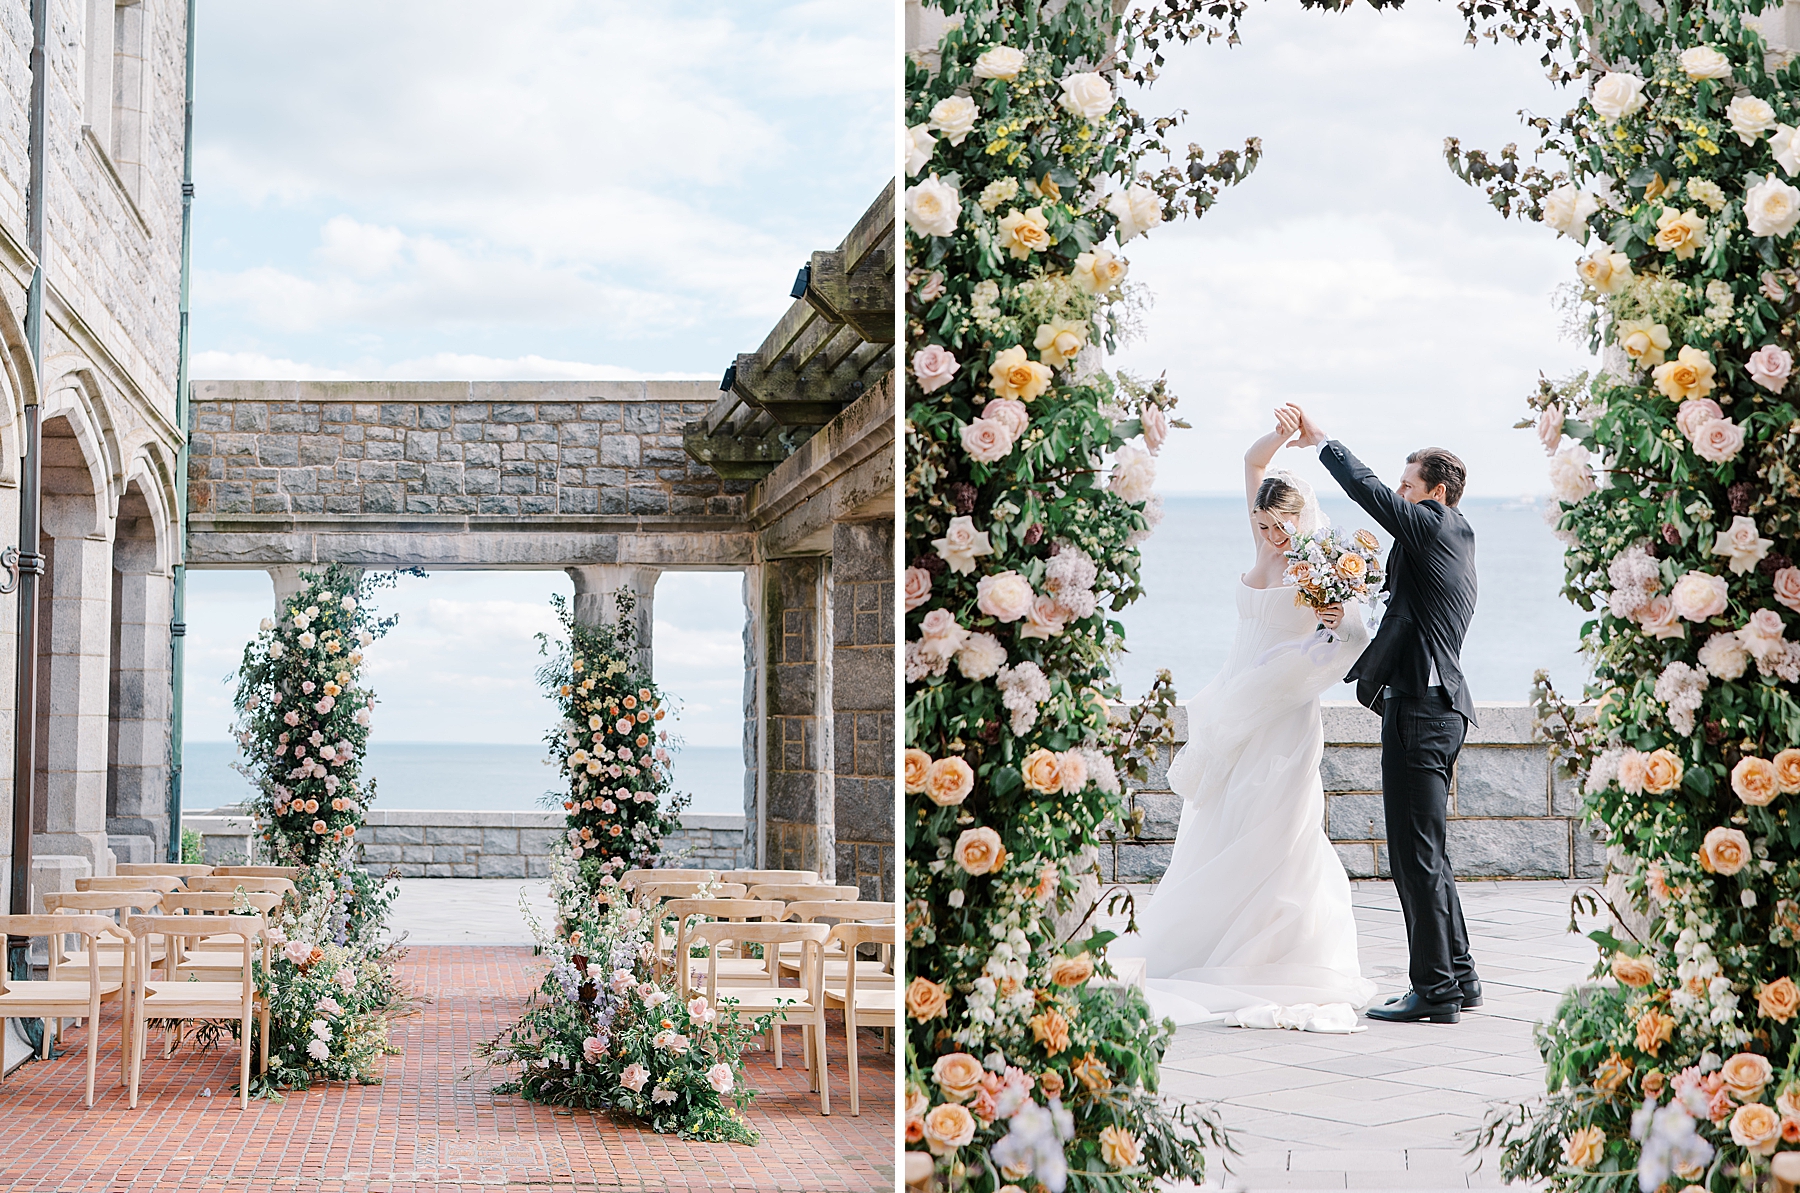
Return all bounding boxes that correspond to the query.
[1288,405,1482,1026]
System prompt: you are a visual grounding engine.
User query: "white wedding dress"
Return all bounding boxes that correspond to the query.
[1112,573,1380,1031]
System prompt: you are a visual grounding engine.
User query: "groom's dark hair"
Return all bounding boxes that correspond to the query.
[1407,448,1466,507]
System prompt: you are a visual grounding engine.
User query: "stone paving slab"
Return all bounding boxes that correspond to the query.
[1104,879,1601,1192]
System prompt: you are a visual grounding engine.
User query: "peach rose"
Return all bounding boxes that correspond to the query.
[1732,1101,1781,1156]
[1775,567,1800,614]
[1336,552,1367,582]
[1760,977,1800,1022]
[1612,953,1655,987]
[1775,748,1800,794]
[1637,1008,1675,1055]
[1671,571,1729,622]
[1733,755,1779,806]
[1047,953,1095,987]
[954,826,1006,875]
[907,976,949,1021]
[923,1102,976,1154]
[1642,1069,1666,1100]
[1021,748,1064,795]
[1038,1069,1066,1099]
[1098,1124,1142,1169]
[1642,748,1684,795]
[904,748,932,794]
[1562,1125,1606,1170]
[1692,417,1746,463]
[987,345,1054,403]
[997,206,1052,259]
[1029,1007,1071,1054]
[1619,318,1672,366]
[926,757,975,807]
[1652,345,1717,401]
[1071,1050,1111,1091]
[1723,1051,1773,1100]
[932,1052,986,1102]
[1701,825,1751,874]
[976,571,1036,622]
[904,567,932,612]
[1779,1086,1800,1119]
[1655,207,1708,259]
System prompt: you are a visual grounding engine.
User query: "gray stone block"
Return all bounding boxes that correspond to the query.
[1115,843,1174,882]
[1320,746,1383,793]
[392,863,426,878]
[1552,762,1584,816]
[519,829,564,854]
[431,845,467,863]
[383,825,426,845]
[359,844,402,863]
[400,845,433,863]
[1575,821,1608,879]
[1455,748,1549,817]
[1327,792,1385,842]
[482,828,520,854]
[1334,843,1377,879]
[1132,790,1183,840]
[526,854,554,878]
[428,826,485,846]
[1321,702,1382,745]
[1446,819,1569,879]
[1463,703,1536,745]
[425,863,457,878]
[478,853,528,878]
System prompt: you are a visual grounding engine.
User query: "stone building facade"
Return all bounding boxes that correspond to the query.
[0,0,189,903]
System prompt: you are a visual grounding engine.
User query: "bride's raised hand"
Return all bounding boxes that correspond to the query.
[1273,405,1301,441]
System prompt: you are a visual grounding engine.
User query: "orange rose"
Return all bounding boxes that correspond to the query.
[1636,1008,1675,1055]
[1612,954,1655,987]
[1353,528,1380,552]
[1700,825,1751,874]
[1595,1053,1633,1094]
[954,827,1006,875]
[1780,1086,1800,1118]
[1038,1070,1066,1099]
[1642,748,1684,795]
[1732,1101,1781,1156]
[1722,1051,1773,1100]
[1776,748,1800,794]
[904,749,932,794]
[906,976,950,1021]
[1642,1069,1666,1100]
[926,757,975,807]
[1759,977,1800,1023]
[1336,552,1367,581]
[1098,1124,1142,1169]
[923,1103,976,1154]
[1047,953,1095,987]
[1021,748,1064,795]
[932,1052,986,1102]
[1562,1125,1606,1170]
[1733,755,1779,806]
[1029,1007,1071,1055]
[1071,1050,1112,1092]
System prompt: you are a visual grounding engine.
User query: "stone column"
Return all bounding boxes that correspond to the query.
[0,475,19,910]
[106,493,172,863]
[741,564,765,865]
[268,564,309,611]
[566,564,659,677]
[762,556,834,879]
[33,527,116,880]
[830,520,894,900]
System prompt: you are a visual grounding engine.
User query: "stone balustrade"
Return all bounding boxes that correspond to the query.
[1112,701,1605,883]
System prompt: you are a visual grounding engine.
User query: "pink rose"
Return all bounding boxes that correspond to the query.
[1775,567,1800,614]
[1676,398,1724,440]
[1692,417,1746,463]
[1636,594,1687,640]
[981,398,1029,438]
[1742,607,1788,658]
[1142,404,1169,454]
[1749,344,1793,393]
[976,571,1036,623]
[904,567,932,612]
[1537,404,1563,456]
[919,608,968,653]
[960,416,1016,463]
[583,1036,606,1064]
[913,345,960,394]
[919,271,946,302]
[1017,594,1068,640]
[1671,571,1730,622]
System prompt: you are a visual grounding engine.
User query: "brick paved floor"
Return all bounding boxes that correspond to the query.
[1099,879,1600,1192]
[0,946,896,1192]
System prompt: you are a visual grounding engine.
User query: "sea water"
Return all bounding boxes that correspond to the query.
[180,740,746,817]
[1111,495,1592,706]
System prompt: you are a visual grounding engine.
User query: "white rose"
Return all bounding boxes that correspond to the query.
[906,123,936,177]
[1547,444,1596,504]
[1773,125,1800,176]
[1542,185,1600,237]
[1730,95,1777,144]
[1105,184,1163,243]
[1701,630,1751,680]
[972,46,1026,81]
[1746,175,1800,237]
[259,618,274,633]
[1058,71,1113,120]
[1590,72,1647,121]
[932,515,994,575]
[268,641,285,659]
[976,571,1037,623]
[1109,443,1157,504]
[906,175,961,238]
[929,95,978,146]
[1680,46,1734,79]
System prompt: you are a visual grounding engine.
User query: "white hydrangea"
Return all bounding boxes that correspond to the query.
[1606,545,1661,619]
[1078,746,1119,795]
[1653,660,1707,737]
[996,661,1051,734]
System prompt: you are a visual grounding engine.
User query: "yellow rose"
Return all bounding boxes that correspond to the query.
[1733,755,1779,806]
[932,1052,986,1102]
[954,826,1006,875]
[997,206,1052,259]
[1047,952,1095,987]
[1029,1007,1070,1054]
[1701,825,1751,874]
[926,757,976,807]
[1611,953,1655,987]
[1652,345,1717,401]
[1561,1125,1606,1170]
[1577,249,1633,295]
[1641,748,1684,795]
[1616,319,1672,367]
[923,1102,976,1154]
[1353,528,1380,552]
[1073,248,1128,294]
[1071,1050,1112,1091]
[1033,319,1088,370]
[1021,748,1064,795]
[904,748,932,794]
[1731,1101,1781,1157]
[1723,1051,1773,1100]
[1654,206,1708,259]
[987,345,1054,403]
[1760,977,1800,1022]
[1775,747,1800,794]
[906,976,950,1021]
[1098,1125,1142,1169]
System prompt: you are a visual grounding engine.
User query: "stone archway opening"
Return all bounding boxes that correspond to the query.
[105,478,172,865]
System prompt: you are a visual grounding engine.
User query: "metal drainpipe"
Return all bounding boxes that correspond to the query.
[167,0,197,862]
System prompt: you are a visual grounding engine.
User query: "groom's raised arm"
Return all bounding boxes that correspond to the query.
[1319,440,1436,548]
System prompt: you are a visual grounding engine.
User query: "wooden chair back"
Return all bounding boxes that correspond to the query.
[117,863,211,879]
[211,866,301,880]
[187,875,297,898]
[621,868,716,889]
[783,900,897,923]
[633,880,746,907]
[686,921,828,1002]
[664,898,785,982]
[0,914,124,978]
[76,875,183,893]
[161,891,283,917]
[749,883,857,903]
[724,869,819,887]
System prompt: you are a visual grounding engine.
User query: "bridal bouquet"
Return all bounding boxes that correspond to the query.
[1284,526,1385,611]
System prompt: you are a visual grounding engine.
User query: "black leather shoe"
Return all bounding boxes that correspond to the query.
[1366,990,1461,1024]
[1460,979,1483,1009]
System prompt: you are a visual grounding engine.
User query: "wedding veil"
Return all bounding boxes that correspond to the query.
[1267,469,1328,538]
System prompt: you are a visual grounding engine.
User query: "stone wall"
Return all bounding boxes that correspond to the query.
[762,556,833,877]
[1113,701,1604,883]
[832,519,895,901]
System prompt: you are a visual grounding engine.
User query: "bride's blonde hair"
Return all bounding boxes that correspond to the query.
[1254,476,1306,525]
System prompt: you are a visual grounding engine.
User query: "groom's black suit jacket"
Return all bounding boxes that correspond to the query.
[1319,441,1479,727]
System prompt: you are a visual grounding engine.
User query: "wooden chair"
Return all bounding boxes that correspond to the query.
[159,892,281,970]
[125,914,268,1110]
[660,898,785,985]
[76,876,183,894]
[0,914,134,1107]
[211,866,301,881]
[632,880,746,908]
[621,868,716,888]
[116,863,212,880]
[823,923,897,1116]
[187,875,297,899]
[779,901,897,983]
[748,883,858,903]
[688,921,832,1113]
[45,891,168,979]
[724,869,819,887]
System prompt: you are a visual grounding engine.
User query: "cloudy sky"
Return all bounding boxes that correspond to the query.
[1108,0,1597,497]
[183,1,894,747]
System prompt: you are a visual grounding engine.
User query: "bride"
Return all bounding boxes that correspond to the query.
[1111,405,1378,1029]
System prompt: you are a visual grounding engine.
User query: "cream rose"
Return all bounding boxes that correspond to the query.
[1675,396,1724,440]
[1711,515,1773,574]
[1074,248,1128,294]
[1106,183,1162,242]
[1735,755,1780,806]
[1691,416,1745,463]
[1730,94,1779,143]
[1749,344,1793,393]
[1654,207,1708,259]
[1761,977,1800,1022]
[1642,748,1684,795]
[932,515,994,575]
[1548,444,1596,504]
[1059,70,1113,119]
[1577,249,1632,295]
[981,398,1029,438]
[1700,630,1751,679]
[1617,319,1671,367]
[1562,1125,1606,1170]
[960,417,1016,464]
[906,975,949,1021]
[976,571,1036,622]
[997,206,1052,259]
[1776,124,1800,176]
[1732,1103,1781,1157]
[1701,824,1751,874]
[906,124,935,177]
[928,95,978,146]
[1680,45,1734,78]
[904,748,932,794]
[906,175,961,238]
[932,1052,986,1102]
[1033,319,1088,370]
[954,826,1006,875]
[1542,185,1600,236]
[923,1103,976,1154]
[913,344,960,394]
[1098,1125,1143,1170]
[904,567,932,612]
[972,45,1027,81]
[1110,443,1157,504]
[1637,595,1687,641]
[1590,71,1647,120]
[988,344,1054,402]
[1749,175,1800,237]
[1612,953,1655,987]
[1671,571,1729,621]
[1776,748,1800,793]
[1651,345,1716,401]
[926,757,975,807]
[1021,748,1064,794]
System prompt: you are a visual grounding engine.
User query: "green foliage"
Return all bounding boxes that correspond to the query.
[179,827,202,866]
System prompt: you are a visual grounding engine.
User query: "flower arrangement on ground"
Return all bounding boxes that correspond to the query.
[475,848,770,1144]
[535,591,688,924]
[1440,0,1800,1186]
[904,1,1255,1186]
